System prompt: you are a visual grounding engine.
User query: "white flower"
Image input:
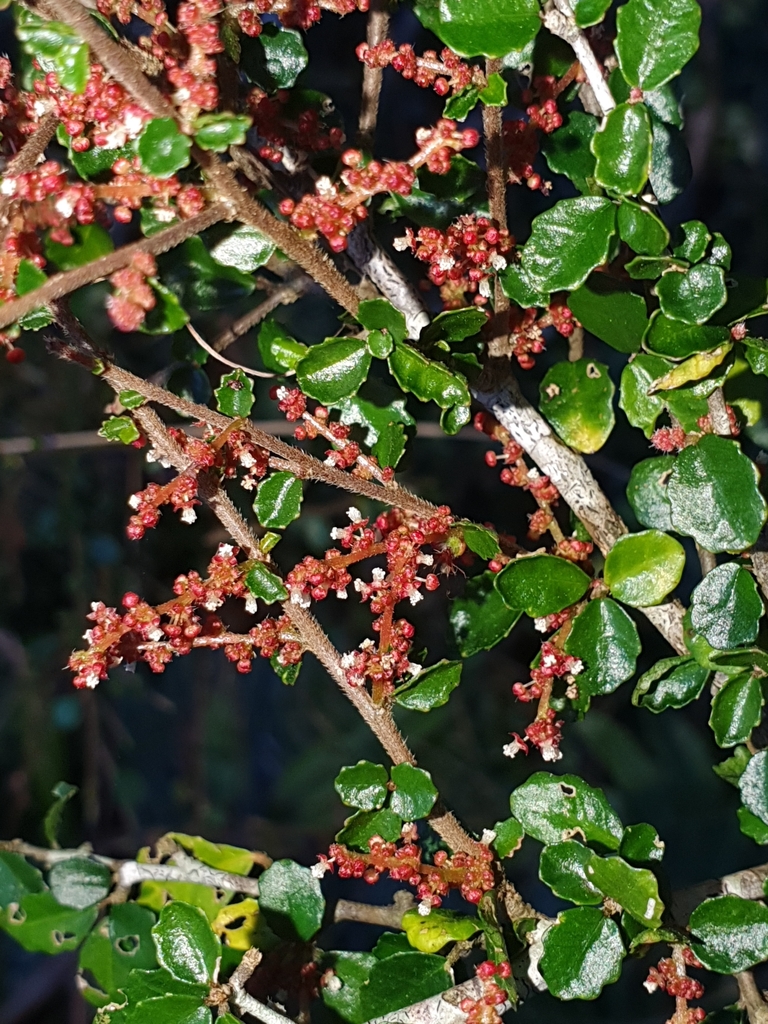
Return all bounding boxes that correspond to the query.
[359,638,375,651]
[417,554,433,566]
[408,588,423,606]
[347,507,363,523]
[540,742,562,762]
[335,588,348,600]
[311,860,332,879]
[341,652,356,669]
[502,737,527,759]
[568,658,584,677]
[55,195,75,218]
[152,206,176,223]
[643,977,659,994]
[480,829,497,846]
[406,662,422,676]
[290,588,310,608]
[371,567,386,582]
[1,177,17,196]
[204,596,223,612]
[128,494,141,510]
[435,254,455,272]
[84,672,100,689]
[217,544,235,558]
[479,278,491,299]
[180,508,197,525]
[491,254,508,272]
[245,595,258,614]
[147,627,164,642]
[145,449,158,463]
[533,617,548,632]
[330,527,345,540]
[393,235,409,251]
[417,899,433,917]
[123,111,145,137]
[240,451,256,468]
[353,578,367,593]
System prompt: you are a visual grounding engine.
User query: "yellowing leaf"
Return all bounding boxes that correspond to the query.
[212,898,260,950]
[649,343,732,392]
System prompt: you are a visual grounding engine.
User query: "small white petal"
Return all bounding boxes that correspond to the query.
[480,829,497,845]
[347,507,363,523]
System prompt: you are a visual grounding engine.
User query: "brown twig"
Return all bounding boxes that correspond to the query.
[737,972,768,1024]
[0,111,60,229]
[334,890,415,927]
[356,0,390,150]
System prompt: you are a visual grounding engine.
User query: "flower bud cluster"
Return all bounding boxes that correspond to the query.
[696,405,740,436]
[459,961,511,1024]
[248,89,345,163]
[127,474,199,539]
[503,84,564,193]
[356,40,480,97]
[395,215,512,307]
[644,950,705,1024]
[651,425,687,452]
[107,252,157,333]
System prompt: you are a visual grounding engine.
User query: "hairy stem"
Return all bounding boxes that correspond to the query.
[0,111,60,232]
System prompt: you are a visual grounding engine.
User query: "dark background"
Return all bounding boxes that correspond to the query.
[0,0,767,1018]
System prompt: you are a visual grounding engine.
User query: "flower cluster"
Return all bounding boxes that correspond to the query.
[395,215,512,307]
[321,826,495,907]
[651,425,688,452]
[459,961,511,1024]
[356,40,481,97]
[248,89,345,163]
[277,122,479,252]
[107,253,158,334]
[645,949,705,1024]
[503,78,568,193]
[504,641,582,762]
[503,297,575,369]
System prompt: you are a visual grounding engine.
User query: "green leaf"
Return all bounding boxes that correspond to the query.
[16,9,89,93]
[443,86,480,121]
[141,280,189,336]
[509,771,624,849]
[633,655,709,711]
[645,313,731,359]
[649,343,732,392]
[321,952,377,1024]
[541,112,598,195]
[673,220,711,263]
[253,472,303,529]
[450,571,522,657]
[626,255,688,280]
[136,879,231,924]
[193,114,252,152]
[0,891,97,953]
[15,258,47,297]
[668,436,767,552]
[592,102,652,196]
[689,895,768,973]
[358,299,408,346]
[49,858,111,909]
[656,264,728,326]
[691,564,764,650]
[79,903,158,1006]
[568,276,647,353]
[58,125,134,180]
[617,201,670,256]
[169,836,254,875]
[540,907,624,999]
[258,859,325,941]
[381,156,484,229]
[615,0,701,90]
[414,0,541,59]
[209,225,275,273]
[586,855,663,927]
[539,359,615,453]
[401,908,478,953]
[334,761,389,811]
[137,119,192,178]
[520,197,617,294]
[99,993,211,1024]
[258,320,308,373]
[713,746,752,787]
[334,394,414,469]
[458,523,501,560]
[706,232,732,270]
[45,224,114,271]
[296,338,371,404]
[388,342,470,409]
[627,456,675,531]
[710,672,764,748]
[564,599,641,708]
[421,308,488,345]
[619,354,672,436]
[539,841,602,905]
[0,853,44,908]
[499,263,551,308]
[270,654,301,686]
[570,0,611,27]
[604,530,685,607]
[479,73,508,106]
[492,818,525,858]
[214,369,255,418]
[389,764,438,820]
[620,823,665,862]
[44,781,78,848]
[255,23,308,88]
[99,416,140,445]
[738,807,768,845]
[495,554,590,618]
[740,750,768,826]
[648,116,692,204]
[359,952,450,1019]
[336,809,403,850]
[152,902,220,985]
[244,563,288,604]
[163,237,255,313]
[395,660,462,712]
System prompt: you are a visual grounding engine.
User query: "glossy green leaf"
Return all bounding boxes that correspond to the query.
[645,313,731,359]
[193,114,252,152]
[495,554,590,618]
[627,456,675,531]
[270,654,301,687]
[358,299,408,346]
[296,338,371,404]
[136,878,231,924]
[615,0,701,90]
[401,908,478,953]
[619,354,671,436]
[0,853,44,908]
[209,225,275,273]
[79,903,158,1006]
[689,895,768,973]
[738,807,768,845]
[244,563,288,605]
[99,416,140,445]
[450,571,522,657]
[592,102,652,195]
[388,342,470,409]
[539,841,602,905]
[390,764,438,820]
[49,858,111,909]
[137,119,192,178]
[540,112,598,195]
[0,891,97,953]
[169,836,253,875]
[16,9,89,93]
[421,308,488,345]
[253,472,303,529]
[656,264,728,326]
[668,436,767,552]
[458,523,501,561]
[163,237,255,312]
[648,116,692,204]
[395,661,462,712]
[710,673,764,748]
[499,262,551,308]
[740,750,768,826]
[214,369,255,418]
[568,276,647,353]
[381,156,484,229]
[520,197,616,294]
[359,952,450,1019]
[539,359,615,452]
[336,809,403,850]
[334,394,414,468]
[414,0,541,59]
[479,73,507,106]
[98,993,211,1024]
[43,781,78,849]
[691,564,764,649]
[509,772,624,849]
[58,125,135,180]
[45,224,114,271]
[564,599,641,707]
[617,201,670,257]
[258,859,325,941]
[492,818,525,858]
[626,255,688,280]
[586,855,663,927]
[632,655,709,711]
[334,761,389,811]
[604,530,685,607]
[540,907,624,999]
[443,86,480,121]
[570,0,611,27]
[620,823,665,862]
[258,320,308,373]
[257,24,308,88]
[152,902,220,985]
[141,280,189,335]
[320,951,377,1024]
[673,220,711,262]
[14,258,50,331]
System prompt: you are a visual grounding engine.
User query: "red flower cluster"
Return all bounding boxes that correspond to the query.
[504,641,583,762]
[651,425,687,452]
[504,82,565,193]
[248,89,345,163]
[645,950,705,1024]
[107,252,157,333]
[356,40,480,97]
[460,961,511,1024]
